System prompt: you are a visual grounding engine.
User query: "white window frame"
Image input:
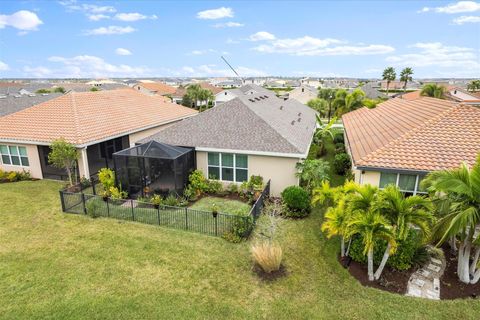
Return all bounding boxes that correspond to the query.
[207,152,248,183]
[379,172,426,195]
[0,144,30,167]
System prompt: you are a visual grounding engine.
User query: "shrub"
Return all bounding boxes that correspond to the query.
[206,179,223,194]
[188,170,208,195]
[7,171,18,182]
[333,153,351,175]
[164,194,180,207]
[251,242,283,273]
[333,133,344,144]
[307,143,320,160]
[109,186,128,200]
[182,185,195,201]
[227,183,239,194]
[86,198,102,218]
[150,194,163,207]
[348,230,424,271]
[223,215,254,243]
[281,186,310,218]
[98,168,115,191]
[249,175,264,188]
[334,143,345,154]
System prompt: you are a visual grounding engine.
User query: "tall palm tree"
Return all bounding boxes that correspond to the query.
[382,67,396,96]
[399,67,414,93]
[423,155,480,284]
[332,89,365,116]
[420,84,446,99]
[346,209,396,281]
[373,185,433,279]
[185,84,202,109]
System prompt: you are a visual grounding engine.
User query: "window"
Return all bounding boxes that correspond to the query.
[0,145,29,167]
[207,152,248,182]
[379,172,427,196]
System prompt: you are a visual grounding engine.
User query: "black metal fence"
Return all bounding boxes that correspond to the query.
[59,180,271,238]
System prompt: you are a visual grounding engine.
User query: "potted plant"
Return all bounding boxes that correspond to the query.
[211,203,218,218]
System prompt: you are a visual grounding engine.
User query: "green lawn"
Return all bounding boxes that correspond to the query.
[189,196,251,216]
[321,138,346,187]
[1,180,479,319]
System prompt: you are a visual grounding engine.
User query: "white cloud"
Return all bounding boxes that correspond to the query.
[84,25,136,35]
[386,42,479,70]
[172,64,266,77]
[419,1,480,13]
[452,15,480,23]
[226,38,240,44]
[197,7,233,19]
[23,55,150,78]
[0,10,43,31]
[114,13,157,21]
[249,31,276,41]
[115,48,132,56]
[252,35,394,56]
[59,1,117,14]
[212,21,244,28]
[87,14,109,21]
[0,61,9,71]
[188,49,229,56]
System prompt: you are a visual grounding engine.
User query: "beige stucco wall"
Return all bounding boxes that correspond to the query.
[195,151,299,196]
[0,144,43,179]
[128,122,180,147]
[359,170,381,187]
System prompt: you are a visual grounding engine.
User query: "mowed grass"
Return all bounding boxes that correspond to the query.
[189,196,251,216]
[321,137,346,187]
[1,181,480,319]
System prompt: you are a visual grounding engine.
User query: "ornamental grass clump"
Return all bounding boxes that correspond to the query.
[251,242,283,273]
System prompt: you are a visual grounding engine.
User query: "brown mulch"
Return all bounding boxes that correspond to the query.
[252,264,288,281]
[340,256,412,294]
[189,192,251,205]
[440,246,480,300]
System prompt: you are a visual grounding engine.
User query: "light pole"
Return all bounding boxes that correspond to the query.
[327,94,333,122]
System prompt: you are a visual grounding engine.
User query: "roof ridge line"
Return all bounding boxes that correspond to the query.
[357,102,461,165]
[240,97,304,154]
[70,92,83,145]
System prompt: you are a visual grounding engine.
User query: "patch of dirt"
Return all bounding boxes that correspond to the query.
[252,264,288,281]
[188,193,250,206]
[440,246,480,300]
[341,256,411,294]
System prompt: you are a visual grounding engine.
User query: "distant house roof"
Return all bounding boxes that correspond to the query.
[135,82,177,95]
[0,93,63,117]
[343,97,480,172]
[359,83,388,99]
[140,84,317,156]
[0,89,198,147]
[172,82,223,98]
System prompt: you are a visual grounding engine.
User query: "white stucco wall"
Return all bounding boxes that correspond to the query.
[195,151,300,196]
[0,144,43,179]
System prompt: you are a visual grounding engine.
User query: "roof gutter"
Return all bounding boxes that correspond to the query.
[356,166,431,175]
[195,146,308,159]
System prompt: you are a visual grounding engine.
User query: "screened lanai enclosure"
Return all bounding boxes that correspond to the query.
[113,141,195,198]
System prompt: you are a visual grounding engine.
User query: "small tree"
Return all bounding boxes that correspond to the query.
[90,87,100,92]
[382,67,396,96]
[295,159,330,191]
[48,138,78,186]
[399,67,414,93]
[53,87,66,93]
[420,83,446,99]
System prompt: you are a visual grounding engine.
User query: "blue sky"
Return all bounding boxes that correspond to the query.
[0,0,479,78]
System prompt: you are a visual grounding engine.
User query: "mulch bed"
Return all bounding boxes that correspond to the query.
[252,264,288,281]
[440,246,480,300]
[340,256,411,294]
[190,192,251,204]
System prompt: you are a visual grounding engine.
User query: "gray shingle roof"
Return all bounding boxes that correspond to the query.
[0,93,63,117]
[140,84,316,156]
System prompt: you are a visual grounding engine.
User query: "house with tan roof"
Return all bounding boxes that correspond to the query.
[343,97,480,196]
[133,81,177,97]
[171,82,224,105]
[0,89,197,180]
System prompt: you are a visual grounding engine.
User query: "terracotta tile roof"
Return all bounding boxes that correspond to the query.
[399,90,422,101]
[136,82,176,95]
[343,97,479,172]
[0,89,197,146]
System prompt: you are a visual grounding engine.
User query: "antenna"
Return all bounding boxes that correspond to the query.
[221,56,244,83]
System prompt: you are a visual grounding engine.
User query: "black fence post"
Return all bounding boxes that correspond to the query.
[92,179,96,195]
[131,200,135,221]
[81,193,87,215]
[59,191,66,212]
[185,207,188,230]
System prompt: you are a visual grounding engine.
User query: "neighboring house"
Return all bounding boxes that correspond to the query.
[214,79,243,88]
[215,84,273,106]
[0,93,63,117]
[133,82,177,97]
[139,84,317,195]
[0,89,197,180]
[171,82,223,105]
[380,80,420,91]
[343,97,480,196]
[288,85,318,104]
[358,82,388,100]
[399,86,480,105]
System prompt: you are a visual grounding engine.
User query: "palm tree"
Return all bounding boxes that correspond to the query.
[199,89,215,111]
[373,185,433,279]
[314,115,338,143]
[399,67,414,93]
[332,89,365,116]
[423,155,480,284]
[322,199,351,257]
[382,67,396,96]
[346,209,396,281]
[312,180,337,208]
[307,98,328,117]
[185,84,202,109]
[420,84,446,99]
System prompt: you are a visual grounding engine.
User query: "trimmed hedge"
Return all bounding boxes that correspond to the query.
[333,153,351,175]
[281,186,311,218]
